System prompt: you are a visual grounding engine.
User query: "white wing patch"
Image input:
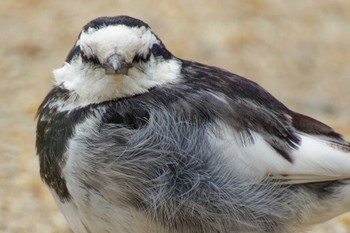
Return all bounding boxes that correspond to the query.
[283,134,350,183]
[208,121,350,183]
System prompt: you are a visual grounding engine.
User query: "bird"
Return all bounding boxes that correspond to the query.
[36,15,350,233]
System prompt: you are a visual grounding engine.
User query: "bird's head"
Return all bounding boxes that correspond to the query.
[53,16,182,106]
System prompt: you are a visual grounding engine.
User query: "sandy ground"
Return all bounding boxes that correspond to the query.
[1,0,350,232]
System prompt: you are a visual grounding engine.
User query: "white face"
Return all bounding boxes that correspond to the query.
[52,23,182,109]
[78,25,158,65]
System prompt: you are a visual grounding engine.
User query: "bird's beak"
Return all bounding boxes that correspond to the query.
[104,54,131,75]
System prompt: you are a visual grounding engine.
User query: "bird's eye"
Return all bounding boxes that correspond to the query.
[80,50,102,66]
[81,52,90,63]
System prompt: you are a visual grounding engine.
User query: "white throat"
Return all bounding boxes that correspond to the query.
[53,56,182,109]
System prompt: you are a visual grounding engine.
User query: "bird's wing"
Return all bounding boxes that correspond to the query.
[208,107,350,184]
[219,124,350,183]
[184,61,350,184]
[278,111,350,183]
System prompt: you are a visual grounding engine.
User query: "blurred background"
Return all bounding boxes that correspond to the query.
[1,0,350,232]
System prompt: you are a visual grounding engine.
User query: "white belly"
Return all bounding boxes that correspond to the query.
[50,189,170,233]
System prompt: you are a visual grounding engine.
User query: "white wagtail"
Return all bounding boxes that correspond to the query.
[36,16,350,233]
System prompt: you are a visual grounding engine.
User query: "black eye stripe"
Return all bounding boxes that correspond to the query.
[80,51,102,66]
